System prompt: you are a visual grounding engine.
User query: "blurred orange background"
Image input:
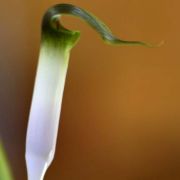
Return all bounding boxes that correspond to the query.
[0,0,180,179]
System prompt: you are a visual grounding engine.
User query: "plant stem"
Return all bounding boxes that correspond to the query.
[0,141,13,180]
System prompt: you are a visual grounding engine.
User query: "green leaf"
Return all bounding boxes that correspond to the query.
[0,142,13,180]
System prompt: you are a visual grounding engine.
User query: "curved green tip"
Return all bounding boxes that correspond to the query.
[42,3,159,48]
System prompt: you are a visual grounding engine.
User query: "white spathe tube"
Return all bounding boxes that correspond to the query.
[26,46,70,180]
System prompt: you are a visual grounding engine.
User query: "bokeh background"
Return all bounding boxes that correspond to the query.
[0,0,180,179]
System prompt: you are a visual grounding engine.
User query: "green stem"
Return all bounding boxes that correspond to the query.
[0,141,13,180]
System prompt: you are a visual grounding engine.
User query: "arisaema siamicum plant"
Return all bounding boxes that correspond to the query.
[25,3,160,180]
[0,141,13,180]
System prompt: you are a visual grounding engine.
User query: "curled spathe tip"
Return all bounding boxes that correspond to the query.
[43,3,162,48]
[136,40,165,48]
[103,35,164,48]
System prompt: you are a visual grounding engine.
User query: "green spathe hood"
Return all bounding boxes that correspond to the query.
[41,3,155,51]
